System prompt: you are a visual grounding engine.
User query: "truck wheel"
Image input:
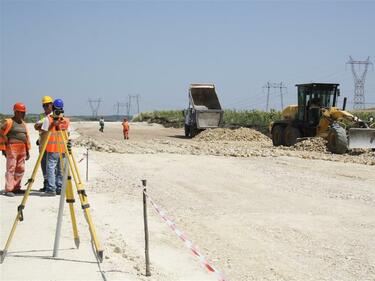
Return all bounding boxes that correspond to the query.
[272,125,285,146]
[184,124,190,137]
[327,124,348,154]
[189,125,197,138]
[284,126,300,146]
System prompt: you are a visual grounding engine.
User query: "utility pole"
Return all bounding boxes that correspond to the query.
[346,56,373,110]
[136,95,140,114]
[88,98,102,118]
[126,102,130,116]
[114,102,128,121]
[263,82,287,111]
[128,95,141,115]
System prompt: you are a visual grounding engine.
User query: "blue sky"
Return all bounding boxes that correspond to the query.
[1,0,374,115]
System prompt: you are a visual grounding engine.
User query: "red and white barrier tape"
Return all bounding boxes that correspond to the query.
[143,191,228,281]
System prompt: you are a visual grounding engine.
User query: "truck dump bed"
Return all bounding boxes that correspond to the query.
[189,84,223,129]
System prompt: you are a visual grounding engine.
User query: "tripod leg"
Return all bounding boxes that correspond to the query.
[55,130,80,249]
[53,158,69,257]
[0,131,51,263]
[59,131,104,262]
[66,171,80,248]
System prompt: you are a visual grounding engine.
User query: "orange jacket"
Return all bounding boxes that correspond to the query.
[45,116,70,153]
[122,121,129,131]
[0,118,31,151]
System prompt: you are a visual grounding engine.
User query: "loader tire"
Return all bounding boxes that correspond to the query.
[327,124,348,154]
[284,126,301,147]
[272,125,285,146]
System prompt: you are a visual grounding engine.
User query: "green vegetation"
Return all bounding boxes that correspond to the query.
[0,113,39,123]
[133,109,374,133]
[133,109,283,133]
[133,110,185,127]
[0,110,371,130]
[223,109,282,132]
[354,111,374,122]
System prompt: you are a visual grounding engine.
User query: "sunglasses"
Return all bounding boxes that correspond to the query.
[43,103,52,107]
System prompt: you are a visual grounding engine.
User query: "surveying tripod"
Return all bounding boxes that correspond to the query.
[0,116,103,263]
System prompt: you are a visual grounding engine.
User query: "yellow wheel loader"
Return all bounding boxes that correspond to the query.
[270,83,375,154]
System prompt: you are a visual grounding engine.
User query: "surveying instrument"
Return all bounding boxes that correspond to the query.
[0,111,103,263]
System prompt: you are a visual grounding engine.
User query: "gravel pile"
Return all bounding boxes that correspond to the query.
[74,129,375,166]
[73,138,118,153]
[292,137,328,153]
[194,128,271,143]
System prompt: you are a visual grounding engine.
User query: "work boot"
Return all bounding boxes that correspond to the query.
[13,189,26,194]
[4,192,15,197]
[39,187,46,192]
[56,189,61,195]
[40,191,56,197]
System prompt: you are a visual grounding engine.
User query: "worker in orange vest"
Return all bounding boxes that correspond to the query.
[40,99,70,197]
[122,118,129,140]
[0,103,31,197]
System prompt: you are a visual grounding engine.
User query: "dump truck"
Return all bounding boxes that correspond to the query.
[184,84,224,137]
[270,83,375,154]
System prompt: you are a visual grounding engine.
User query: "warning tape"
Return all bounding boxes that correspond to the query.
[143,190,228,281]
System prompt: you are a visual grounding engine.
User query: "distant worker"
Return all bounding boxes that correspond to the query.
[34,96,53,192]
[0,103,31,197]
[99,117,105,132]
[122,118,129,140]
[40,99,70,196]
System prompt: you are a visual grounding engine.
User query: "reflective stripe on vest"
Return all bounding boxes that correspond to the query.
[45,116,70,153]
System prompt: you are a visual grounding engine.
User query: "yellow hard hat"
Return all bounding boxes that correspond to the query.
[42,96,53,104]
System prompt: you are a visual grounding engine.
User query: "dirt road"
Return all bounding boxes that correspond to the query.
[75,122,375,281]
[1,122,374,281]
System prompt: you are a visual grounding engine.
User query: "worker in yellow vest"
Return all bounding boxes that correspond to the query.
[0,103,31,197]
[34,96,53,192]
[40,99,70,197]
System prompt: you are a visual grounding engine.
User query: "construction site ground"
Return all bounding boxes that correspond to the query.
[1,121,374,281]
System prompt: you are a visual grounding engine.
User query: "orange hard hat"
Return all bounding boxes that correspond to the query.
[13,103,27,112]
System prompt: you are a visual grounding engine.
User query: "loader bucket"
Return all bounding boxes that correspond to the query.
[348,128,375,149]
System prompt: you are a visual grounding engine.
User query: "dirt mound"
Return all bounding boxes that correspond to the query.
[292,137,328,153]
[73,137,119,153]
[194,128,271,143]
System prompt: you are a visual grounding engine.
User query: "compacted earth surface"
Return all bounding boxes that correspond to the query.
[1,121,374,281]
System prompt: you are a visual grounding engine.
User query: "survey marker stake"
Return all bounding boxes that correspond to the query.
[142,179,151,277]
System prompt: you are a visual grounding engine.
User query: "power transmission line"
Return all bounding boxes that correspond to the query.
[128,95,140,115]
[114,102,128,120]
[346,56,373,110]
[263,82,287,111]
[88,98,102,118]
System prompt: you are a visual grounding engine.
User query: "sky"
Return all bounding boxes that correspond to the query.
[1,0,375,115]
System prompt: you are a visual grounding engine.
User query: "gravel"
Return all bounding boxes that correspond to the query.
[73,127,375,166]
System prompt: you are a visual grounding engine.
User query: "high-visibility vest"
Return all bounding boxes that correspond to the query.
[122,121,129,131]
[0,118,31,151]
[45,116,70,153]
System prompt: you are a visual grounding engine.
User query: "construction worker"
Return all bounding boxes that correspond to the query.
[34,96,53,192]
[0,103,31,197]
[40,99,70,196]
[99,117,105,132]
[122,118,129,140]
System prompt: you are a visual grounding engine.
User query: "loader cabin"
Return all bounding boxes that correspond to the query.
[296,83,340,132]
[271,83,341,147]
